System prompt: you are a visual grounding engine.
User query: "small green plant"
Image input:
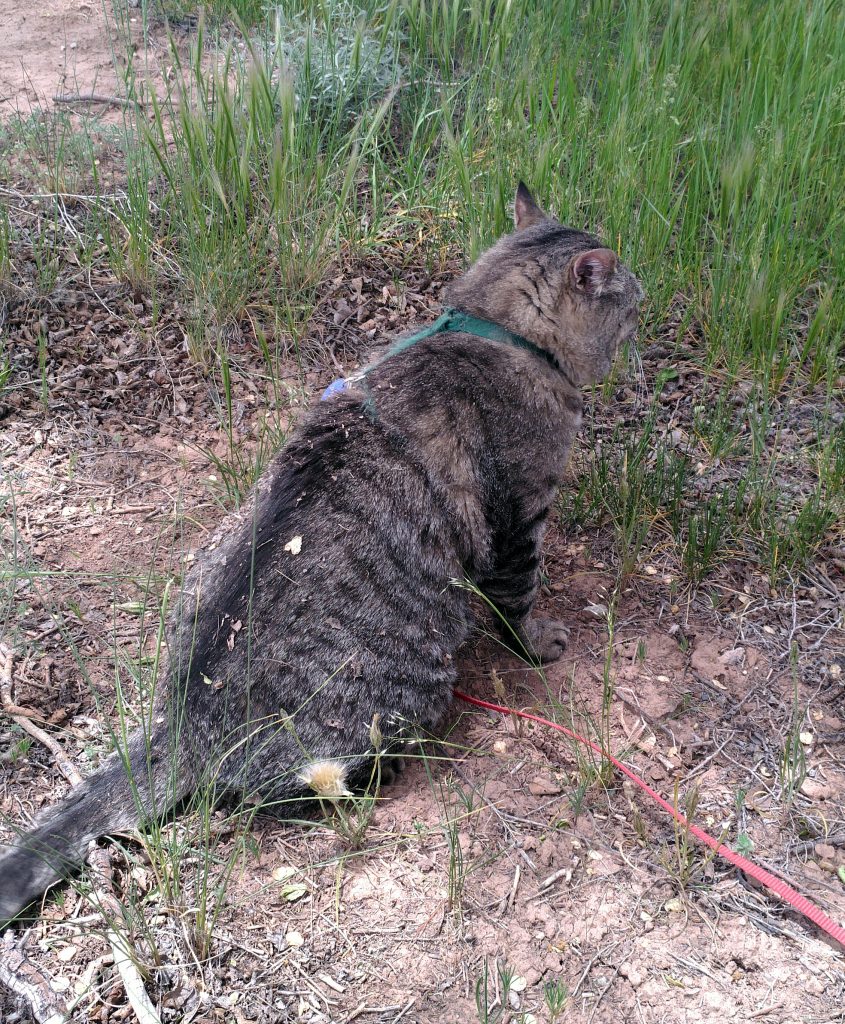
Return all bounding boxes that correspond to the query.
[563,413,691,582]
[474,959,516,1024]
[439,777,468,922]
[693,388,744,460]
[543,978,569,1023]
[299,715,386,851]
[7,731,33,764]
[0,342,11,400]
[778,644,808,806]
[600,598,616,760]
[201,344,296,508]
[315,781,380,851]
[736,831,754,856]
[682,492,731,585]
[275,3,400,122]
[667,781,699,891]
[659,781,723,893]
[0,202,10,285]
[153,0,269,27]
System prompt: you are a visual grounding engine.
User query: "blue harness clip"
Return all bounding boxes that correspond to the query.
[321,377,349,401]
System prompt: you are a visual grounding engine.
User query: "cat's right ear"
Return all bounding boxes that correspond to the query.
[514,182,547,231]
[569,248,618,297]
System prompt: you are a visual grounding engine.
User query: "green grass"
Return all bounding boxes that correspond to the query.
[146,0,270,27]
[2,0,842,712]
[117,0,844,368]
[4,0,837,585]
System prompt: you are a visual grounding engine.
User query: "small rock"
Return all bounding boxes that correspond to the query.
[803,861,826,882]
[814,842,836,860]
[528,775,562,797]
[619,962,643,987]
[800,779,833,800]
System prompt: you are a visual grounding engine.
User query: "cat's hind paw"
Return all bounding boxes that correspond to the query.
[519,616,569,663]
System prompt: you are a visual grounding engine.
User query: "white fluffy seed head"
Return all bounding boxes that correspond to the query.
[299,760,352,799]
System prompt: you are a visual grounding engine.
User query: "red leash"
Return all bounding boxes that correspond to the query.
[454,689,845,950]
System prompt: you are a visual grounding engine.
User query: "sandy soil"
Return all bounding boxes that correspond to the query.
[0,0,167,118]
[1,256,843,1023]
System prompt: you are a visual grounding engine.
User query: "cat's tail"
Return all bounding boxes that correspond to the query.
[0,725,189,926]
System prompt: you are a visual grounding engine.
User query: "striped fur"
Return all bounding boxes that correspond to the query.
[0,186,642,924]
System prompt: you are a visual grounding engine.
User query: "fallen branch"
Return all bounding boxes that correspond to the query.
[0,642,162,1024]
[0,935,67,1024]
[53,93,135,109]
[1,701,54,723]
[85,844,162,1024]
[0,642,81,786]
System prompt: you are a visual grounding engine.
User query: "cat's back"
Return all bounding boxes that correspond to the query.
[170,390,471,728]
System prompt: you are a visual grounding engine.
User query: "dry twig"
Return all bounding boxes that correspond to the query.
[53,93,135,109]
[0,935,67,1024]
[0,642,162,1024]
[0,642,81,786]
[85,844,162,1024]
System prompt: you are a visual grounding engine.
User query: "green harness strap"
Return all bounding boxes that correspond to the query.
[321,308,560,417]
[370,308,557,371]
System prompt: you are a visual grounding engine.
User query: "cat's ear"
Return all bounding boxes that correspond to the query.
[569,248,618,297]
[514,182,547,230]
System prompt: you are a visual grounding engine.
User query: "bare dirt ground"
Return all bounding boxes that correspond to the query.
[1,7,845,1024]
[2,242,844,1023]
[0,0,170,119]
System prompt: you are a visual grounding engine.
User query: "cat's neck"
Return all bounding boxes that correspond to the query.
[444,292,580,390]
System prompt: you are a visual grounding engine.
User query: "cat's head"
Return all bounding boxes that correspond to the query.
[444,183,644,385]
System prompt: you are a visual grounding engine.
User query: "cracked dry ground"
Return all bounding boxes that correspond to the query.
[2,256,845,1022]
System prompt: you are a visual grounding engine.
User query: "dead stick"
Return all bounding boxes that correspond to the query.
[0,936,67,1024]
[2,701,54,723]
[53,93,135,109]
[85,845,162,1024]
[0,642,81,786]
[0,642,162,1024]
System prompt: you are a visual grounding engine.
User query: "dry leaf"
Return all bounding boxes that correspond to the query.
[272,865,298,882]
[281,882,308,902]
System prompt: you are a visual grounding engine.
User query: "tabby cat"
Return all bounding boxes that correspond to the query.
[0,184,642,924]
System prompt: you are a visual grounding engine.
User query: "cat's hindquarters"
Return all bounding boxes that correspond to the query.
[0,725,187,926]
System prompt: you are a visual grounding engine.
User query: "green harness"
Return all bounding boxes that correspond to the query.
[321,308,559,415]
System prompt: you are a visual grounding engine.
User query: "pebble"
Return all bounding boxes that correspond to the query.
[619,962,644,988]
